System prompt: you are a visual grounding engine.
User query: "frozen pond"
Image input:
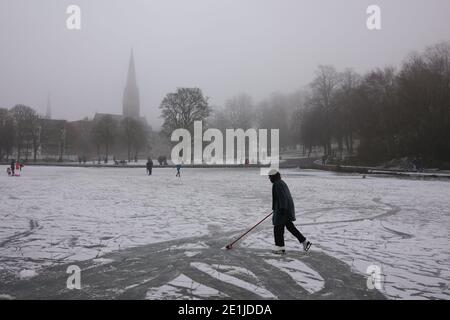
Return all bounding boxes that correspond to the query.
[0,166,449,299]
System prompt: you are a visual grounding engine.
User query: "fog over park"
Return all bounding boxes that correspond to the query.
[1,0,450,129]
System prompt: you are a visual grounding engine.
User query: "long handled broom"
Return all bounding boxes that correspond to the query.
[225,211,273,250]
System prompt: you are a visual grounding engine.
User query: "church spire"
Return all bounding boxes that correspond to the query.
[123,49,140,119]
[45,93,52,119]
[126,49,137,87]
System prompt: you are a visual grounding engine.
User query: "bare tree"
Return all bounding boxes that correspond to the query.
[208,107,231,133]
[257,92,300,149]
[333,69,362,156]
[121,117,147,162]
[31,115,41,161]
[224,93,254,129]
[0,108,15,161]
[397,41,450,164]
[309,65,341,155]
[159,87,211,136]
[91,115,118,163]
[10,104,39,161]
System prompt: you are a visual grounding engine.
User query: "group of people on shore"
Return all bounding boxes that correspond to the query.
[6,159,23,176]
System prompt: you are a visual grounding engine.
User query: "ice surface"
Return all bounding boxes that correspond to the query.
[191,262,276,299]
[18,269,37,279]
[0,166,449,299]
[265,258,324,294]
[145,273,227,299]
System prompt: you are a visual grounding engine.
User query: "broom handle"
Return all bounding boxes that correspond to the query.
[228,211,273,247]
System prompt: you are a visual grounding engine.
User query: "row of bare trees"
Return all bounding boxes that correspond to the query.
[0,105,150,162]
[91,115,148,163]
[205,42,449,166]
[208,92,303,150]
[296,42,450,165]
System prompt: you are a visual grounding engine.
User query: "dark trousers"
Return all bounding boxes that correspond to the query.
[147,168,152,175]
[274,221,306,247]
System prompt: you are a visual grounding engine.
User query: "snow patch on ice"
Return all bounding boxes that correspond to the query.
[145,274,227,299]
[171,242,209,250]
[214,264,259,280]
[191,262,276,299]
[184,251,201,258]
[18,269,37,280]
[265,258,325,294]
[92,258,114,265]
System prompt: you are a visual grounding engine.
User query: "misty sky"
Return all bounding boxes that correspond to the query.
[1,0,449,129]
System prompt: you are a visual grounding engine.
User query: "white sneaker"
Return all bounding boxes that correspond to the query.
[302,241,312,252]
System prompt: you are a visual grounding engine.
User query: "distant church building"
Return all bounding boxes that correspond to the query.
[122,50,140,119]
[93,49,147,124]
[32,49,151,162]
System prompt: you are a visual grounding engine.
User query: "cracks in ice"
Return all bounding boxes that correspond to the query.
[0,196,445,300]
[0,218,42,248]
[0,232,385,300]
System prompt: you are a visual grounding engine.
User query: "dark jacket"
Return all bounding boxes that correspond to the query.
[146,160,153,169]
[272,180,296,226]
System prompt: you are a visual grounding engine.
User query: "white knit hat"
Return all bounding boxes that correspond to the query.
[268,168,279,176]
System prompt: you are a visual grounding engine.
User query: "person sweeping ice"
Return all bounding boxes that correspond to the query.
[269,169,311,255]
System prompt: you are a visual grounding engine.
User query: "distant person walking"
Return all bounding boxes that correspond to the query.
[176,163,181,178]
[416,156,424,172]
[10,159,15,176]
[268,169,311,255]
[146,158,153,175]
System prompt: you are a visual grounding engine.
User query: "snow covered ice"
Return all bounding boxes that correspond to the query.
[0,166,449,299]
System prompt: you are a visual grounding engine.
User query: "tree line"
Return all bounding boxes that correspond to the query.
[2,42,448,167]
[297,42,450,166]
[158,42,450,167]
[0,107,152,163]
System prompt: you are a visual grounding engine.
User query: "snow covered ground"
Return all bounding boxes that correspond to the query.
[0,166,449,299]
